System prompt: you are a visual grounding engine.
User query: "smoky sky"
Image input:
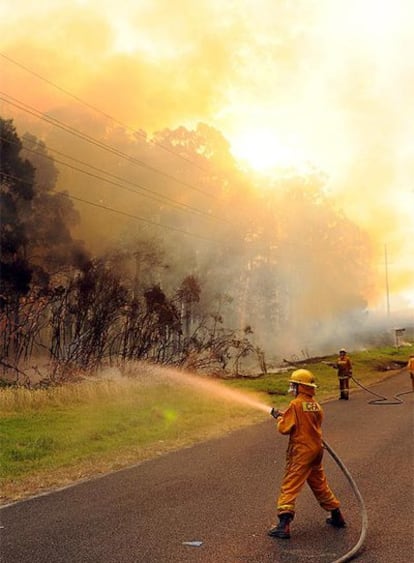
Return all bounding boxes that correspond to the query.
[0,0,413,312]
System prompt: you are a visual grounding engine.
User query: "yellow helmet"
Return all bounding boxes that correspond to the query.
[289,369,317,388]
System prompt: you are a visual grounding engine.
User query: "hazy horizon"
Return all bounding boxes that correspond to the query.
[1,0,413,340]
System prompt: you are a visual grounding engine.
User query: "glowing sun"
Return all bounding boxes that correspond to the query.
[229,128,303,173]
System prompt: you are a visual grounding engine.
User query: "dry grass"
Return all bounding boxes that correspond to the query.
[0,363,265,505]
[1,348,411,506]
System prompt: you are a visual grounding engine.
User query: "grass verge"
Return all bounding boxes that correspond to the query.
[0,345,411,505]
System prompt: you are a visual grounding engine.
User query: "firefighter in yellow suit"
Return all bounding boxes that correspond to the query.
[408,354,414,392]
[326,349,353,400]
[268,369,346,539]
[335,349,353,400]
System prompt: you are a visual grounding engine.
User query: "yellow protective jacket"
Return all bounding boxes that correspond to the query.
[275,387,340,515]
[277,389,323,458]
[335,355,352,379]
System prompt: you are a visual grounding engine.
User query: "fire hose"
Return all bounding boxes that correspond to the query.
[322,438,368,563]
[326,373,413,559]
[350,374,413,405]
[276,362,413,562]
[270,407,368,563]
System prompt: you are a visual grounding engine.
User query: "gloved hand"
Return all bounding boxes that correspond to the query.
[270,407,282,419]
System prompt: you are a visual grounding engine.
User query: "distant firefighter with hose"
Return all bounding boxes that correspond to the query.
[326,348,353,400]
[268,369,346,539]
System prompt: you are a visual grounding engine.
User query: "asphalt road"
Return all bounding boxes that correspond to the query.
[1,370,413,563]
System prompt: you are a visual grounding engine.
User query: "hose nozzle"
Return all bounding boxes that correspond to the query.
[270,407,281,419]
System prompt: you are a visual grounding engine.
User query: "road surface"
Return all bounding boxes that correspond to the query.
[1,369,413,562]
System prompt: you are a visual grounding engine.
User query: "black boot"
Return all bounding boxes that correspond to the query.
[326,508,346,528]
[268,513,293,539]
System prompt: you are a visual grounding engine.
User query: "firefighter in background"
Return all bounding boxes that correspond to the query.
[407,354,414,392]
[327,349,353,400]
[268,369,346,539]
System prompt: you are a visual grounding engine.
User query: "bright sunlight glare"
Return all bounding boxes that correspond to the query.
[230,128,304,173]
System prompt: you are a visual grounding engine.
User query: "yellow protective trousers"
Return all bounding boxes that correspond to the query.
[275,389,340,516]
[277,446,340,516]
[339,376,350,392]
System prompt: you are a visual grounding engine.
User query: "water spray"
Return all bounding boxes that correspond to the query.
[166,366,368,563]
[150,363,272,414]
[156,363,383,562]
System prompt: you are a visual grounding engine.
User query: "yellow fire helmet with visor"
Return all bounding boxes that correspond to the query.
[289,369,318,388]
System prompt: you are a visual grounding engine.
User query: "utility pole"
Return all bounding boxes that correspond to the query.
[384,244,390,318]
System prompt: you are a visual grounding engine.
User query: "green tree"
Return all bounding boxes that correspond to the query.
[20,131,88,284]
[0,118,34,304]
[0,117,89,302]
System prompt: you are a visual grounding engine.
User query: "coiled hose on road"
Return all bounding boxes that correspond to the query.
[351,374,413,405]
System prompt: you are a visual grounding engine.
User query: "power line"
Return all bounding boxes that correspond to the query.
[39,144,224,221]
[0,171,221,243]
[0,51,213,174]
[0,91,217,200]
[60,192,220,242]
[0,133,229,224]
